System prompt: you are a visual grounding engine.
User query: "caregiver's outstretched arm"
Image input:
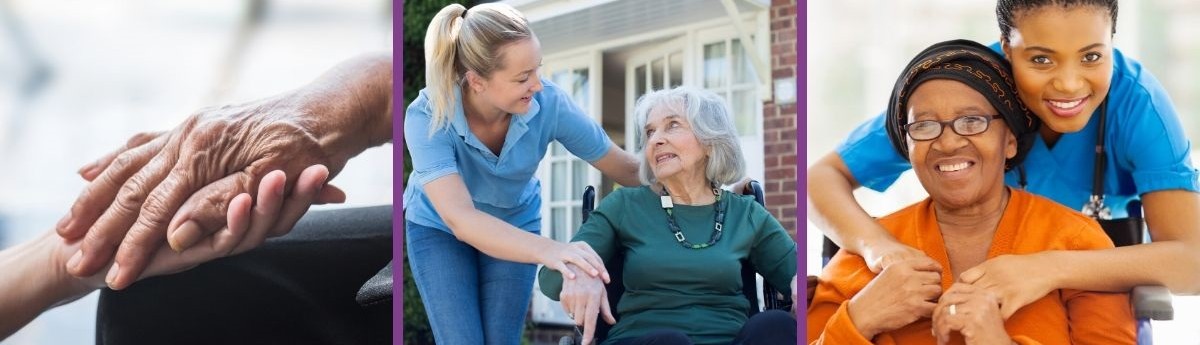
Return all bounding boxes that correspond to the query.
[959,190,1200,318]
[424,173,610,282]
[806,151,927,272]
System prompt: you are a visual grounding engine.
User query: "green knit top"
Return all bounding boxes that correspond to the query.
[537,185,796,345]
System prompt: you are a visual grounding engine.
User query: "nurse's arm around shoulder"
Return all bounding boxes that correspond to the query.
[423,173,611,282]
[590,142,641,187]
[807,151,926,273]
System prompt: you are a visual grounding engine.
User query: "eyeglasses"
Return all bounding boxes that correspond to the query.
[903,115,1004,141]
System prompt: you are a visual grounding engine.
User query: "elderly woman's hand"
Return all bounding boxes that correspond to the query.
[931,283,1014,345]
[957,253,1058,319]
[846,256,943,339]
[558,263,615,345]
[54,54,392,290]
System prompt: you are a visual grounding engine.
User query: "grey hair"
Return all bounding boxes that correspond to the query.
[633,86,746,186]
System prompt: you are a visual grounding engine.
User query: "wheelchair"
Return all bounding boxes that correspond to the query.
[807,200,1172,344]
[561,180,793,345]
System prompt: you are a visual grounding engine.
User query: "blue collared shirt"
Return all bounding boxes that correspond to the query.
[836,43,1200,217]
[404,79,611,233]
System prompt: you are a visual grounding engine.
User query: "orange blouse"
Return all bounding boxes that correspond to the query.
[807,189,1135,344]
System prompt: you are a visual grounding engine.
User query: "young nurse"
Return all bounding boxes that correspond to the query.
[808,0,1200,318]
[404,3,640,344]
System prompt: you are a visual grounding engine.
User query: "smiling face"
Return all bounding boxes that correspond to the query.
[466,38,544,115]
[643,102,707,184]
[1002,5,1113,134]
[907,79,1017,209]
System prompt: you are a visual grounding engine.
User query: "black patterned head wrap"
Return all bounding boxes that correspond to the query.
[885,39,1040,171]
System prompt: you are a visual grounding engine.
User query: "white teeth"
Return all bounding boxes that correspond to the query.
[938,162,970,172]
[1049,99,1082,109]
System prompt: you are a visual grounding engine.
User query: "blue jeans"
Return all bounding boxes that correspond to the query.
[406,220,537,345]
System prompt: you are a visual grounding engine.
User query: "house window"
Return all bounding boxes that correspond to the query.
[630,50,684,151]
[702,38,758,137]
[545,67,591,242]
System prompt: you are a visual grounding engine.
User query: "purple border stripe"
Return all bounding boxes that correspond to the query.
[393,0,404,343]
[796,0,807,343]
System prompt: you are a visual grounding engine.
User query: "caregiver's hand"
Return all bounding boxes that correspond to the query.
[958,253,1058,319]
[540,241,611,283]
[1,167,323,341]
[55,53,393,289]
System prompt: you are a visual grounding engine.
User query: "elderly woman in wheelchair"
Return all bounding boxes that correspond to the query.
[807,40,1136,344]
[537,86,797,345]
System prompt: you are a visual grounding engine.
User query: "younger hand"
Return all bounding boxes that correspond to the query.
[862,239,929,273]
[539,241,611,283]
[958,253,1057,319]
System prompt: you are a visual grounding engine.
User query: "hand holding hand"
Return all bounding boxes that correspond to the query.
[958,253,1058,319]
[56,166,328,291]
[538,241,611,283]
[56,54,392,289]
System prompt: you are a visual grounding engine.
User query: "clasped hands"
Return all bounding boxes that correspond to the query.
[54,100,350,290]
[49,53,392,291]
[849,253,1015,345]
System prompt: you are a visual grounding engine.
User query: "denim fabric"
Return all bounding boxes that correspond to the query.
[406,219,537,345]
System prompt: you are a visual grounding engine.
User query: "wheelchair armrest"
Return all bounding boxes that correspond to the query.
[1131,285,1173,320]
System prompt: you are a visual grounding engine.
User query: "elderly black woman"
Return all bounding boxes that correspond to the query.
[808,39,1135,344]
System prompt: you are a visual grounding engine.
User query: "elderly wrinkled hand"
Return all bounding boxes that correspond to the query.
[57,168,314,290]
[931,283,1012,345]
[54,54,392,290]
[846,256,943,339]
[559,263,615,345]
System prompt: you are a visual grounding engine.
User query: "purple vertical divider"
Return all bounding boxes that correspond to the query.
[394,1,405,344]
[795,1,807,343]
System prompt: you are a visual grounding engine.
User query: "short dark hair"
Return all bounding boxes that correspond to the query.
[996,0,1118,43]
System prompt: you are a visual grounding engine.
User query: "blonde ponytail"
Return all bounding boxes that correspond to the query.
[422,3,533,136]
[424,4,467,135]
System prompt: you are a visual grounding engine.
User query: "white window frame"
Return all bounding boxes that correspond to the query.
[531,51,604,326]
[624,37,689,153]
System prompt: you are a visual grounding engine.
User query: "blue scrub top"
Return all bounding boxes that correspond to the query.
[836,42,1200,217]
[404,79,611,233]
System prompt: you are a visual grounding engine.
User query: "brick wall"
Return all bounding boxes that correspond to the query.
[764,0,797,237]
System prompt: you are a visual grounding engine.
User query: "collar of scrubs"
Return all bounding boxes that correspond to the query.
[448,86,542,160]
